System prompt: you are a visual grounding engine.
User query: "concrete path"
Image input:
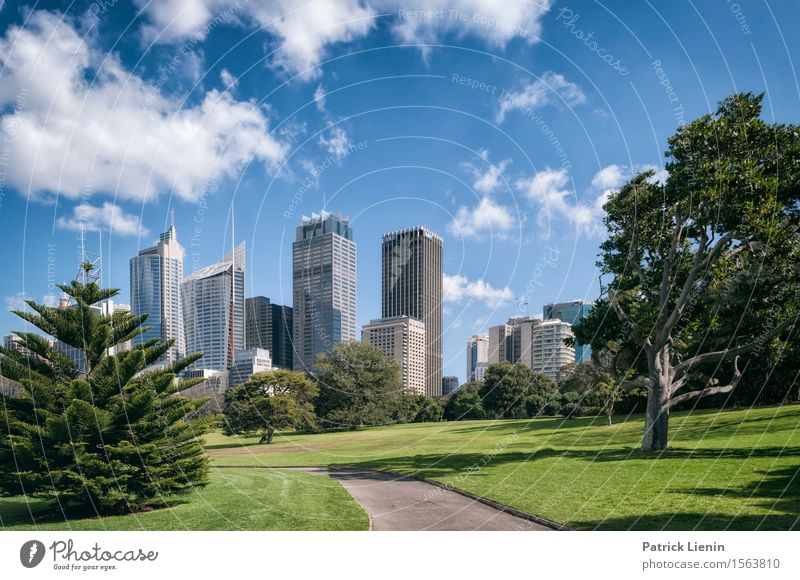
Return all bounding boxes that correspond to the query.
[293,467,552,531]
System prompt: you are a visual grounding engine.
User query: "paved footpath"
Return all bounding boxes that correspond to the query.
[293,467,552,531]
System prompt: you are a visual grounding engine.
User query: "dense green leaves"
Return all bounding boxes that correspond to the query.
[0,282,210,513]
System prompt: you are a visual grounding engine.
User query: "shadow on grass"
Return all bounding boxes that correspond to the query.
[567,512,800,531]
[0,498,188,528]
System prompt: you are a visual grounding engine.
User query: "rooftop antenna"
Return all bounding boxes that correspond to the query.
[75,222,102,286]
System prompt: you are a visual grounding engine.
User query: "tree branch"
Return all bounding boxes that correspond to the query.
[668,356,742,409]
[659,206,684,309]
[673,314,799,377]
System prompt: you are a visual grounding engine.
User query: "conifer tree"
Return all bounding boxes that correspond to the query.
[0,280,210,514]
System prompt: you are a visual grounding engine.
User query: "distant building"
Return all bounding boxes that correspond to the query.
[229,347,273,387]
[530,320,576,381]
[130,222,185,364]
[362,316,426,396]
[442,376,459,397]
[245,296,294,369]
[1,334,38,396]
[97,299,133,355]
[182,242,246,372]
[486,315,576,381]
[382,226,443,396]
[466,334,488,382]
[473,362,489,382]
[543,300,593,362]
[293,211,357,373]
[181,368,229,396]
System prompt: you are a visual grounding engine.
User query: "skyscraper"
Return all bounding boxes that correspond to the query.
[292,211,357,372]
[530,320,576,380]
[245,296,294,369]
[362,316,426,396]
[442,376,459,396]
[382,226,443,397]
[182,242,245,372]
[543,300,593,361]
[130,222,185,364]
[466,334,489,382]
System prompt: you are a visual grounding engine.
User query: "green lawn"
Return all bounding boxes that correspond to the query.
[207,405,800,530]
[0,468,369,531]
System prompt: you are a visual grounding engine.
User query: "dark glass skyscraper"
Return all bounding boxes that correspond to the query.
[245,296,294,369]
[292,211,356,373]
[382,226,443,397]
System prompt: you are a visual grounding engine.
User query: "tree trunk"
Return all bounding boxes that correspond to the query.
[266,427,274,444]
[606,411,612,427]
[642,346,672,452]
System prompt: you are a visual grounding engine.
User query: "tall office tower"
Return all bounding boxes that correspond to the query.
[466,334,489,382]
[245,296,294,369]
[293,211,357,373]
[529,320,576,381]
[382,226,443,397]
[130,222,185,364]
[488,323,512,364]
[182,242,246,372]
[442,376,459,397]
[543,300,594,361]
[362,316,426,396]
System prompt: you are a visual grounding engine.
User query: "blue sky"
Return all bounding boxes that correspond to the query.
[0,0,798,382]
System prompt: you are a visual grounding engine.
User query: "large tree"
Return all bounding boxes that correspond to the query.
[0,281,210,513]
[481,362,558,419]
[577,93,800,451]
[313,341,403,430]
[223,370,317,443]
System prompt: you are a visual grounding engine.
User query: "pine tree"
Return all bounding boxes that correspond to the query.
[0,281,210,514]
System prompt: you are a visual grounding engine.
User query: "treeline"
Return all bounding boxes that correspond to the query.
[222,343,643,444]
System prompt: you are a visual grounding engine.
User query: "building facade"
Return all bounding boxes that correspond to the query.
[543,300,593,361]
[229,347,273,387]
[362,316,426,396]
[245,296,294,369]
[442,375,459,397]
[466,334,488,382]
[292,211,357,373]
[473,362,489,382]
[530,320,576,381]
[488,323,512,364]
[182,242,246,372]
[381,226,443,397]
[130,224,185,364]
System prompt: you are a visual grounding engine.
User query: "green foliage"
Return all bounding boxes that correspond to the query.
[223,370,318,443]
[0,282,209,513]
[559,392,583,419]
[313,341,404,430]
[396,395,443,423]
[481,362,558,419]
[443,382,486,420]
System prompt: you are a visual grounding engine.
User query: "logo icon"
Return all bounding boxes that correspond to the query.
[20,540,46,568]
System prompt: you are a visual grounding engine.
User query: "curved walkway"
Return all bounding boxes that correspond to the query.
[289,467,553,531]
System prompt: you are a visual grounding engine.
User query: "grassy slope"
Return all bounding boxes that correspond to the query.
[0,468,369,531]
[206,405,800,530]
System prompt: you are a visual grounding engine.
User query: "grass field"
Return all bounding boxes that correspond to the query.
[206,405,800,530]
[0,468,369,531]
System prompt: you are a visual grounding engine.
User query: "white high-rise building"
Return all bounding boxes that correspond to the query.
[293,211,357,372]
[182,242,245,372]
[362,316,426,396]
[529,320,576,381]
[130,222,185,364]
[466,334,488,382]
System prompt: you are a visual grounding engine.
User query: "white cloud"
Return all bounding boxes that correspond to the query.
[5,292,58,311]
[517,167,604,237]
[591,164,626,190]
[448,196,516,239]
[387,0,551,50]
[314,84,327,111]
[137,0,552,78]
[319,125,351,158]
[56,202,149,237]
[220,68,238,90]
[463,152,511,195]
[0,11,287,203]
[496,71,586,123]
[443,273,513,308]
